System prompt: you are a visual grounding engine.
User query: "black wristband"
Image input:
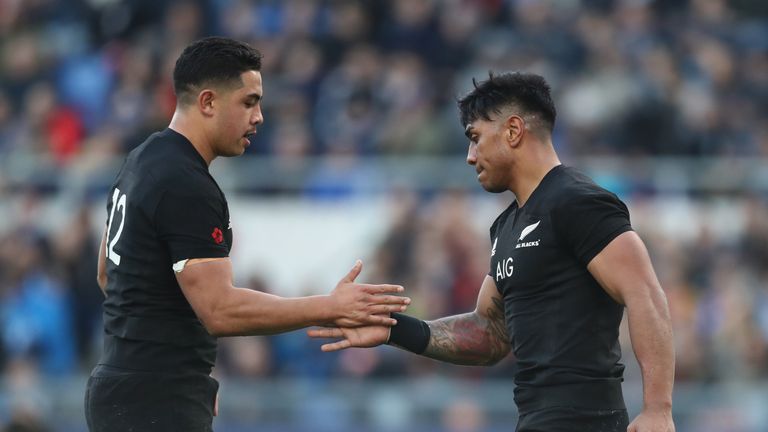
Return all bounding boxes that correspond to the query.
[387,313,430,354]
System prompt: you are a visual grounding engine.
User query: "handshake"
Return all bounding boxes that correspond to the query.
[310,259,409,351]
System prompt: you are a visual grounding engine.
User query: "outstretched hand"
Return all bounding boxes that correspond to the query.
[329,260,410,327]
[308,324,391,352]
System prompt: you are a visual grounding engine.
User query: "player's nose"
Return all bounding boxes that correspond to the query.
[466,143,477,165]
[251,106,264,125]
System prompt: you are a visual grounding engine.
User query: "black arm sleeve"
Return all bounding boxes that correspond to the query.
[388,313,431,354]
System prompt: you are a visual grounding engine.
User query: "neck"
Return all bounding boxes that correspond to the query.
[510,140,561,207]
[168,109,215,165]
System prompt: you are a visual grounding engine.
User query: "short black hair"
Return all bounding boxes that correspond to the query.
[173,37,262,105]
[458,72,556,133]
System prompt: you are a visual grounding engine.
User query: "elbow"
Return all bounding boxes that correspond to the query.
[472,344,511,366]
[199,313,229,337]
[482,351,508,367]
[202,321,226,338]
[198,303,242,337]
[629,283,672,321]
[485,357,502,367]
[206,327,227,338]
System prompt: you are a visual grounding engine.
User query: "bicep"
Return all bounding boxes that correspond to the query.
[475,275,505,323]
[587,231,662,306]
[175,257,235,325]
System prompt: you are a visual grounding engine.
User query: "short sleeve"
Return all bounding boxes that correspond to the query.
[154,190,230,263]
[488,216,501,278]
[552,190,632,266]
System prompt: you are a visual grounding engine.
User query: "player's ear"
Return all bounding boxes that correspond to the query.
[506,115,525,148]
[198,89,216,118]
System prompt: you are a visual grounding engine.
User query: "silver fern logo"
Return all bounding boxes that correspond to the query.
[518,221,540,241]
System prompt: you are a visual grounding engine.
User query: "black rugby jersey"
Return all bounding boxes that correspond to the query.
[489,165,632,413]
[101,128,232,374]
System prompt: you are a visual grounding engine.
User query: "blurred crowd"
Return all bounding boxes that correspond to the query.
[1,0,768,430]
[0,0,767,176]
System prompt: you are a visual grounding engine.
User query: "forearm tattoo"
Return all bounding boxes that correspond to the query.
[423,297,510,366]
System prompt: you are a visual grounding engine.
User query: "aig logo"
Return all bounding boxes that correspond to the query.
[495,257,514,281]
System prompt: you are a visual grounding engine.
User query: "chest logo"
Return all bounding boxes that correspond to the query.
[516,220,541,249]
[518,221,540,241]
[491,237,498,257]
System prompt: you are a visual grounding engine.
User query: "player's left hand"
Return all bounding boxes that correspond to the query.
[627,405,674,432]
[307,323,390,352]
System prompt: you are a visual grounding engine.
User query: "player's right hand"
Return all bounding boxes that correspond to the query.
[329,260,410,327]
[307,324,390,352]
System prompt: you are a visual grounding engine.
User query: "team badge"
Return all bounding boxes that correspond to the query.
[211,227,224,244]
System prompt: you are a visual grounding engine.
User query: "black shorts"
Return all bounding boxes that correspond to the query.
[84,365,219,432]
[516,406,629,432]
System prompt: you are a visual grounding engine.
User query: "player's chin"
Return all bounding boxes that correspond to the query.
[480,181,507,194]
[221,145,247,158]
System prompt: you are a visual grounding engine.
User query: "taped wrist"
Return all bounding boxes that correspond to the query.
[387,313,430,354]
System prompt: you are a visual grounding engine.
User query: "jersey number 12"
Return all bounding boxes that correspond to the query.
[106,188,127,265]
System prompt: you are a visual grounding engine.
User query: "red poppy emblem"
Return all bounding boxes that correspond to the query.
[211,227,224,244]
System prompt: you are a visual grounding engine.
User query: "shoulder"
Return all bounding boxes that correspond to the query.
[549,166,626,211]
[128,132,213,196]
